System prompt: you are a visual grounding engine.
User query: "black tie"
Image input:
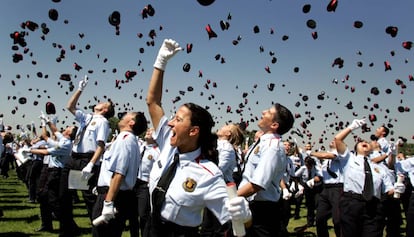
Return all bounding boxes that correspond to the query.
[327,160,338,178]
[74,118,91,145]
[362,156,374,201]
[242,138,260,173]
[151,153,179,221]
[140,145,147,158]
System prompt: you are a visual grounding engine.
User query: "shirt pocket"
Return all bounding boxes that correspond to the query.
[164,187,199,221]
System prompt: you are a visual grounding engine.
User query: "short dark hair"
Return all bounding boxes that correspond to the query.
[104,100,115,119]
[132,112,148,136]
[382,125,389,137]
[273,103,294,135]
[69,126,78,140]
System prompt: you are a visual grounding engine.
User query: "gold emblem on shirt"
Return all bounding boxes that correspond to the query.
[374,167,380,173]
[147,155,153,160]
[182,178,197,192]
[91,121,96,126]
[254,146,260,154]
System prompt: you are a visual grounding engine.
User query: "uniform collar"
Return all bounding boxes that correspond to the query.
[178,147,202,162]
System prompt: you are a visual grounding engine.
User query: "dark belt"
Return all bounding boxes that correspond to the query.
[324,183,343,188]
[136,178,148,185]
[343,191,379,202]
[48,167,62,171]
[97,186,109,194]
[72,152,94,159]
[159,220,199,235]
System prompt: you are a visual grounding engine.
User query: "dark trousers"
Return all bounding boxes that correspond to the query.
[315,184,343,237]
[37,164,53,229]
[380,194,403,237]
[147,217,200,237]
[129,179,151,237]
[27,159,43,201]
[247,200,281,237]
[47,168,63,220]
[340,192,384,237]
[92,189,137,237]
[59,154,98,236]
[278,197,291,237]
[200,208,232,237]
[294,195,303,218]
[304,188,316,226]
[406,192,414,237]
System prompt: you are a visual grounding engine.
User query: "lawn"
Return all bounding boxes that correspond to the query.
[0,168,407,237]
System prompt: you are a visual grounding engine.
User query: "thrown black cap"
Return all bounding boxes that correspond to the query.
[18,97,27,104]
[49,9,59,21]
[46,102,56,114]
[302,4,311,13]
[385,26,398,37]
[183,63,191,72]
[197,0,215,6]
[353,21,363,29]
[109,11,121,26]
[306,19,316,29]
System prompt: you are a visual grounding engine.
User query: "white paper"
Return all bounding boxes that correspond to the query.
[68,170,91,190]
[14,150,31,167]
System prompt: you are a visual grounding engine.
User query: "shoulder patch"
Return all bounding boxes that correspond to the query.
[123,134,129,139]
[182,178,197,192]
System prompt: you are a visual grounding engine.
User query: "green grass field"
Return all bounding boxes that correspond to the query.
[0,168,407,236]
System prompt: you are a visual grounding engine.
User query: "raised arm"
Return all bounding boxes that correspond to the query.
[334,118,366,154]
[67,75,88,115]
[146,39,182,130]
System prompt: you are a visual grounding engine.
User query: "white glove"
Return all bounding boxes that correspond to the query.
[289,181,297,193]
[93,201,117,226]
[81,162,94,180]
[393,182,405,194]
[92,186,98,196]
[347,118,366,131]
[282,188,292,200]
[225,196,252,223]
[306,178,315,189]
[294,184,304,198]
[153,39,183,71]
[78,75,89,91]
[390,142,397,156]
[39,111,48,127]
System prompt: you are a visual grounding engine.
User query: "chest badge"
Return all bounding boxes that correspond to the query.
[374,167,380,173]
[91,121,96,126]
[147,154,153,160]
[254,146,260,154]
[182,178,197,192]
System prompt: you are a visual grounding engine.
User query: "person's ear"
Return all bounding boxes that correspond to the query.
[189,126,200,136]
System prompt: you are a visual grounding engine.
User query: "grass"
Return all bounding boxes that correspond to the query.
[0,168,407,237]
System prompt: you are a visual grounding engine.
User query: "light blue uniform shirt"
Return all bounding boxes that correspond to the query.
[137,142,159,182]
[395,157,414,188]
[72,110,110,154]
[239,133,285,202]
[319,151,346,184]
[97,131,140,191]
[282,156,295,185]
[46,132,72,168]
[341,148,393,199]
[149,116,231,227]
[217,139,237,183]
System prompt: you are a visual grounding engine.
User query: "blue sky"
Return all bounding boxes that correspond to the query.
[1,0,413,147]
